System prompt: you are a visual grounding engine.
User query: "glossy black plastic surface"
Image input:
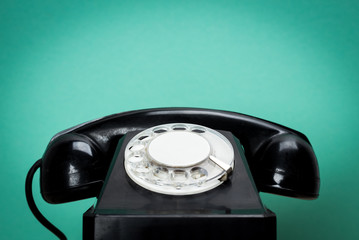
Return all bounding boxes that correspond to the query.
[40,107,320,203]
[41,134,104,203]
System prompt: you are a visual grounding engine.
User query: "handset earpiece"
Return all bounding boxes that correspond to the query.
[253,133,320,199]
[41,133,105,203]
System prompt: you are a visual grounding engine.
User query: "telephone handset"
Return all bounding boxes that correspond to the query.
[26,108,320,240]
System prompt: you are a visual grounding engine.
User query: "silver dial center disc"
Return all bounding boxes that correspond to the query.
[148,131,211,168]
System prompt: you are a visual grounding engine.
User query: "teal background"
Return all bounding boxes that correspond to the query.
[1,0,358,239]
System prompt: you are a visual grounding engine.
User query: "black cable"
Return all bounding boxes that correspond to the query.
[25,159,67,240]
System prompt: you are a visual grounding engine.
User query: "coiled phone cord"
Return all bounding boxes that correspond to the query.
[25,159,67,240]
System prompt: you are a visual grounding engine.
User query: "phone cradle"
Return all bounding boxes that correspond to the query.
[83,130,276,240]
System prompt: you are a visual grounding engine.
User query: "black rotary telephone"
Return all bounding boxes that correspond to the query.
[26,108,320,240]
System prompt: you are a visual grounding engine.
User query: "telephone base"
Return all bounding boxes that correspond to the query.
[83,207,276,240]
[83,131,277,240]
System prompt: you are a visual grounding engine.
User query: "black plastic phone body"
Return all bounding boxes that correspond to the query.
[83,130,276,240]
[40,107,320,204]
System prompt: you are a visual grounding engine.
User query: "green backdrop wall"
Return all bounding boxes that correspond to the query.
[1,0,358,239]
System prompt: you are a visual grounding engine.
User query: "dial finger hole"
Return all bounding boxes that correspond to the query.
[153,167,169,179]
[138,135,149,141]
[153,127,168,133]
[190,167,208,180]
[128,154,144,163]
[172,124,187,131]
[134,162,151,174]
[171,170,188,182]
[190,167,208,185]
[129,144,145,152]
[191,127,206,133]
